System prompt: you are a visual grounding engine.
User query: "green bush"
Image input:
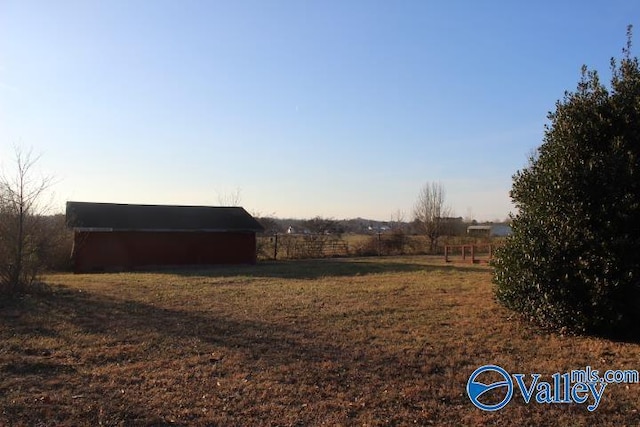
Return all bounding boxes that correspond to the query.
[493,33,640,338]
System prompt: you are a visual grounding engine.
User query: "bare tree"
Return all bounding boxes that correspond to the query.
[0,147,54,293]
[386,209,407,255]
[413,182,451,253]
[216,187,242,206]
[390,209,406,230]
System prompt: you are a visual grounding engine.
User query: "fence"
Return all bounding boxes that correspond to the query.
[257,234,502,261]
[443,244,497,264]
[258,234,350,260]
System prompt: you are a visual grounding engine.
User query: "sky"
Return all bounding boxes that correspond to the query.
[1,1,638,221]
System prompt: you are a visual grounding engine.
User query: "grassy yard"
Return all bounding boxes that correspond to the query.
[1,256,638,426]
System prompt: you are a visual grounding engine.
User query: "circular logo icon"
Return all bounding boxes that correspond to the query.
[467,365,513,411]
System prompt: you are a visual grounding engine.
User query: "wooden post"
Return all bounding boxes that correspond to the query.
[273,233,278,260]
[444,245,449,262]
[470,244,475,263]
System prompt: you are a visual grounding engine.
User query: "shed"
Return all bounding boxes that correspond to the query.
[466,224,512,237]
[66,201,264,273]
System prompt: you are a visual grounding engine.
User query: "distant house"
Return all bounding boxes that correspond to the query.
[66,201,264,273]
[467,224,512,237]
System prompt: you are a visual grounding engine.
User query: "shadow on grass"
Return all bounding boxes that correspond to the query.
[3,285,368,357]
[2,360,77,376]
[2,275,637,425]
[141,257,491,279]
[0,282,452,424]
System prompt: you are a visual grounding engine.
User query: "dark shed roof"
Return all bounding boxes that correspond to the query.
[66,201,264,232]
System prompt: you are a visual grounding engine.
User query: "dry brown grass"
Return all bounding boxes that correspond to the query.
[1,256,638,426]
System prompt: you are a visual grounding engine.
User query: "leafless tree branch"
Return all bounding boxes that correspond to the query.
[413,182,451,253]
[0,146,54,293]
[216,187,242,206]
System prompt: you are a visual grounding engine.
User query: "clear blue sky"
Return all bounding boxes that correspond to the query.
[1,1,638,220]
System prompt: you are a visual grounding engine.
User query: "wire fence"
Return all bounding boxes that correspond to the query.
[257,233,503,261]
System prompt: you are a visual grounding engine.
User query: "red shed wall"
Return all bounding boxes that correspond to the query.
[72,231,257,272]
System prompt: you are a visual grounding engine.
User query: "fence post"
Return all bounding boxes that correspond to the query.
[444,245,449,262]
[273,233,278,260]
[470,244,475,263]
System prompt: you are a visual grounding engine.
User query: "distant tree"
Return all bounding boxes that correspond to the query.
[464,207,474,224]
[493,28,640,337]
[389,209,406,231]
[256,216,282,234]
[304,216,342,235]
[413,182,451,253]
[387,209,408,254]
[216,187,242,206]
[0,147,54,293]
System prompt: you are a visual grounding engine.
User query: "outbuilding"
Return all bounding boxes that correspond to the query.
[66,201,264,272]
[466,224,512,237]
